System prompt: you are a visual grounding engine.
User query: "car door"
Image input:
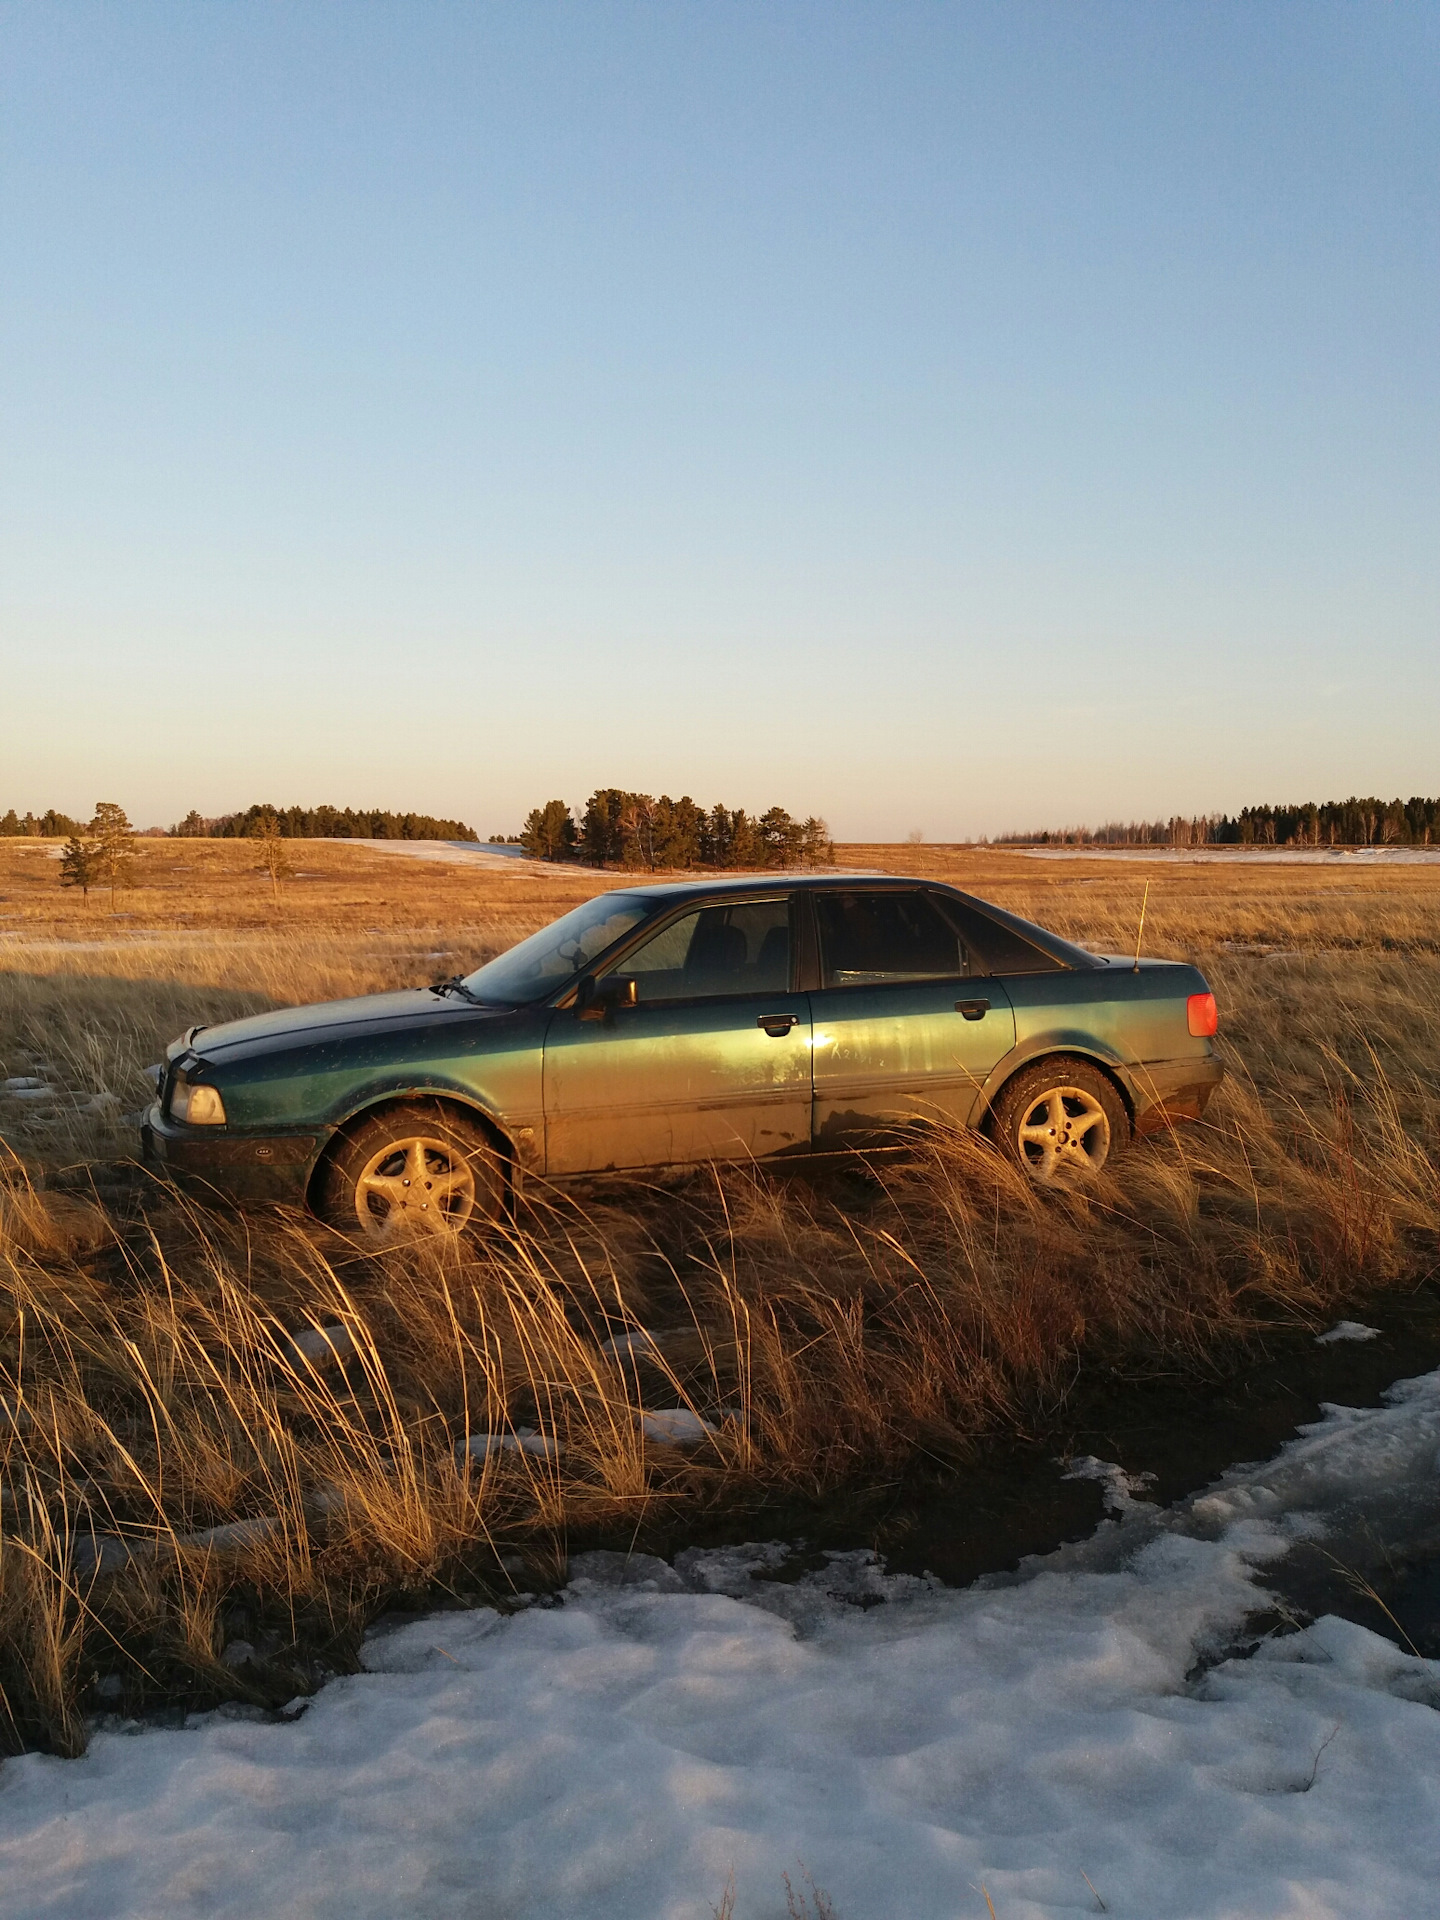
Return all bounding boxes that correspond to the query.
[808,888,1016,1149]
[542,894,812,1175]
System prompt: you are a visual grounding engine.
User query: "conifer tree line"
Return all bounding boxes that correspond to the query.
[173,804,478,841]
[0,808,87,837]
[3,802,478,841]
[995,794,1440,849]
[519,791,834,869]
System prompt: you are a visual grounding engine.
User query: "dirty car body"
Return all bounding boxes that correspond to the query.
[141,873,1223,1216]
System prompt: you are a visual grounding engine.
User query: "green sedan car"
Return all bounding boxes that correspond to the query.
[142,873,1222,1242]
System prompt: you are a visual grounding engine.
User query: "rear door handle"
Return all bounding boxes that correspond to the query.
[757,1013,799,1037]
[955,998,990,1021]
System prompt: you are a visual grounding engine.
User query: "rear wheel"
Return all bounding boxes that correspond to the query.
[993,1059,1128,1187]
[317,1103,505,1244]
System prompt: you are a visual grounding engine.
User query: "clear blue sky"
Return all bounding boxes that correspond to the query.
[2,2,1436,838]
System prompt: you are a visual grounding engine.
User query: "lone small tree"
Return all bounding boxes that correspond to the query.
[89,802,138,910]
[59,833,99,904]
[248,808,293,904]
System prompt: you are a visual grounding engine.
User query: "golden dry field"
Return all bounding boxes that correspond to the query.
[2,835,1438,1753]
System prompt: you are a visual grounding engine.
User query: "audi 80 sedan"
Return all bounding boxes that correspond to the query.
[142,873,1222,1242]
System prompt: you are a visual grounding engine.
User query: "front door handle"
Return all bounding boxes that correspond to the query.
[955,998,990,1021]
[757,1013,799,1037]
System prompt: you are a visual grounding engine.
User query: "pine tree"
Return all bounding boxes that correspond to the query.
[519,801,577,861]
[89,802,137,910]
[59,833,99,903]
[248,809,293,904]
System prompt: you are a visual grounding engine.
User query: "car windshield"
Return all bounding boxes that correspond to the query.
[460,893,652,1004]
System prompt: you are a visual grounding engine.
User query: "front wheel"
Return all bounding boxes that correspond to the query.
[316,1102,505,1244]
[992,1059,1128,1187]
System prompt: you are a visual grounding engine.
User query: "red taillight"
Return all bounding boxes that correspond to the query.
[1187,991,1218,1038]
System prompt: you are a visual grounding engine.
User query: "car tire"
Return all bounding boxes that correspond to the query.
[992,1058,1128,1187]
[316,1101,506,1244]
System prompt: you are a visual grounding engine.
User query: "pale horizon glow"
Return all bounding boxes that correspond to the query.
[2,4,1437,838]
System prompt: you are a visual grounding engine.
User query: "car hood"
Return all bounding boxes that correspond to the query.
[180,990,515,1063]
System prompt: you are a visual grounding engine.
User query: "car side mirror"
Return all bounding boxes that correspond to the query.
[577,974,638,1021]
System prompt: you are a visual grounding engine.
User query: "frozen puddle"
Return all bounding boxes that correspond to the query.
[4,1381,1440,1918]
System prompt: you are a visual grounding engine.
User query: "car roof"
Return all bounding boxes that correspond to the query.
[600,869,1106,969]
[607,870,907,902]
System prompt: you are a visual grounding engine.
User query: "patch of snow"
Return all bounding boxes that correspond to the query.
[284,1323,358,1366]
[600,1327,665,1363]
[72,1517,282,1577]
[1017,844,1440,866]
[457,1428,563,1461]
[7,1376,1440,1917]
[640,1408,717,1446]
[1061,1454,1158,1515]
[1,1079,52,1100]
[1316,1319,1382,1344]
[182,1518,280,1555]
[71,1535,138,1577]
[357,839,554,871]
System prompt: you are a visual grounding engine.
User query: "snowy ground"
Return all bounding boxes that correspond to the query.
[1015,845,1440,866]
[4,1369,1440,1920]
[355,839,554,871]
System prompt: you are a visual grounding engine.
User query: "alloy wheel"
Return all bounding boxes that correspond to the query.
[1014,1085,1112,1184]
[352,1133,478,1241]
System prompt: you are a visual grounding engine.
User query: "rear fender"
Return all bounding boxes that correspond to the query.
[978,1039,1136,1133]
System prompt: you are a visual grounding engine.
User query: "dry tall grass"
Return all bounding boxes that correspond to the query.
[1,839,1438,1754]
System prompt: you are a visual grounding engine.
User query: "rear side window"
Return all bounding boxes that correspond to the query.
[814,891,969,987]
[933,896,1064,975]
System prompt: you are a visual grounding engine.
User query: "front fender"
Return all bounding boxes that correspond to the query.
[324,1078,537,1171]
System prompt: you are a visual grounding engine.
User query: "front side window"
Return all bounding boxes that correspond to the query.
[462,893,651,1003]
[814,890,968,987]
[608,898,791,1003]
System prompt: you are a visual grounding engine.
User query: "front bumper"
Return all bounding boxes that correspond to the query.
[141,1104,327,1205]
[1120,1055,1226,1136]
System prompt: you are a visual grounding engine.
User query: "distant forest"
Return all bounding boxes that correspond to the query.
[0,809,87,837]
[11,793,1437,853]
[176,804,478,841]
[996,795,1440,849]
[0,804,477,840]
[520,790,834,869]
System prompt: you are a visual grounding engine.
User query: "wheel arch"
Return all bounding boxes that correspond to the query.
[980,1046,1136,1138]
[305,1089,518,1208]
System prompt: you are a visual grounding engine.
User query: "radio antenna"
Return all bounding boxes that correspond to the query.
[1132,879,1150,972]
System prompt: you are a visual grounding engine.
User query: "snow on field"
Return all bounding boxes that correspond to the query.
[4,1376,1440,1920]
[1016,845,1440,866]
[356,839,553,870]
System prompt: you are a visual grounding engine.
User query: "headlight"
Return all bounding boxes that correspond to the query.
[169,1073,227,1125]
